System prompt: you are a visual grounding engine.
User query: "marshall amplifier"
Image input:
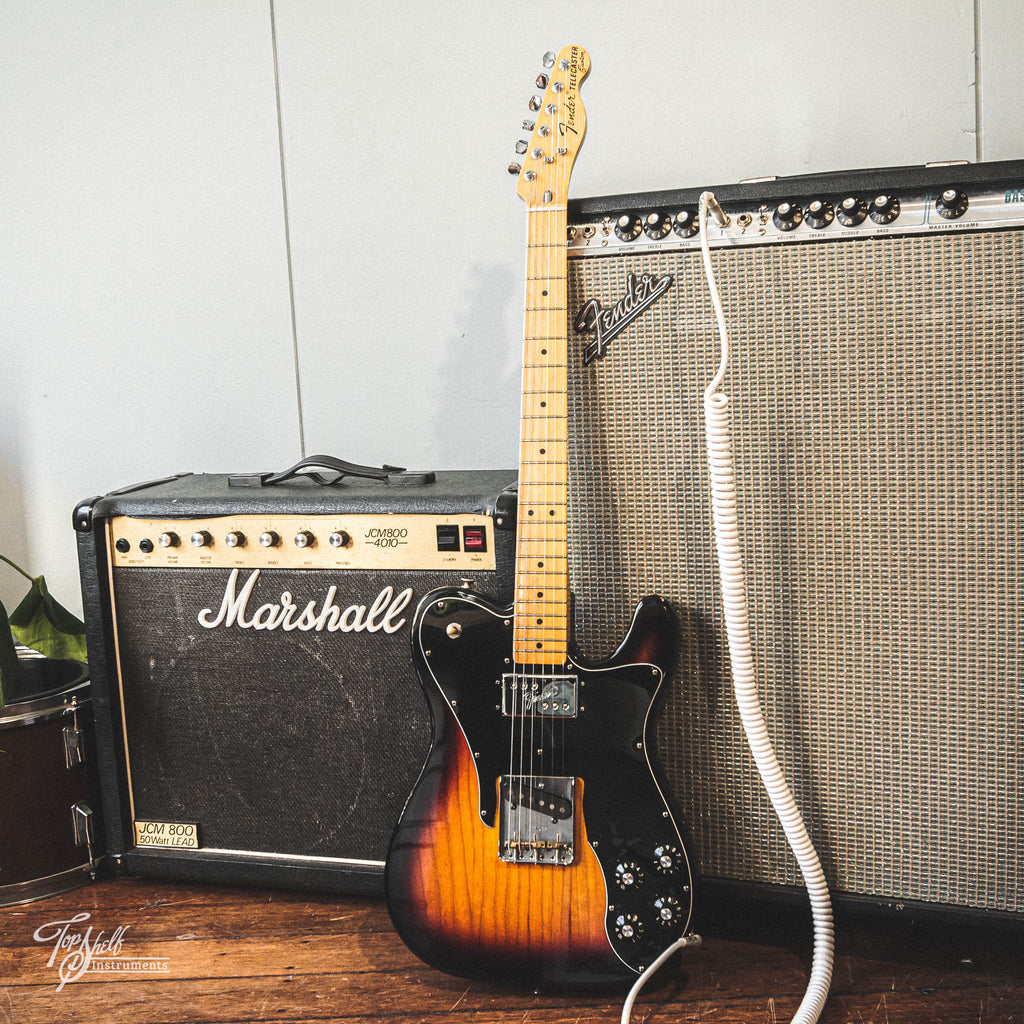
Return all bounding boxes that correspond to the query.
[75,458,516,893]
[563,159,1024,922]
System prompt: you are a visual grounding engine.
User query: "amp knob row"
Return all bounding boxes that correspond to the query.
[155,530,352,550]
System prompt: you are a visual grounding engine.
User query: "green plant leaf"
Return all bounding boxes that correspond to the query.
[9,575,87,663]
[0,600,18,711]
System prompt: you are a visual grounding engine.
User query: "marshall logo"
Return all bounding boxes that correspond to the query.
[197,568,412,634]
[574,271,673,364]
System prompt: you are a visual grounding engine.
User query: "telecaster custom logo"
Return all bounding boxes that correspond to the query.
[574,271,673,364]
[197,568,412,634]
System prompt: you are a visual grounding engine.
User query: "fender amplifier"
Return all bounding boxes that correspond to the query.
[564,159,1024,921]
[75,459,516,893]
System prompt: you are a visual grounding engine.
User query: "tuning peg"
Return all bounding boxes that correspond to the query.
[528,95,541,112]
[522,120,535,132]
[536,73,548,89]
[508,163,521,176]
[542,51,556,68]
[515,140,528,155]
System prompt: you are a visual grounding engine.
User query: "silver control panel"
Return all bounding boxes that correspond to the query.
[568,183,1024,256]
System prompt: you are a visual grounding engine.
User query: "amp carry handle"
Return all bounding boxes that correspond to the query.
[228,455,436,488]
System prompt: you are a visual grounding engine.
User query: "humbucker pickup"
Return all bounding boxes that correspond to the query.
[500,673,578,717]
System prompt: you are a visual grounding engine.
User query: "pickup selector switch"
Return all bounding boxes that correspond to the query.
[673,209,699,238]
[643,212,672,239]
[773,201,803,231]
[936,188,968,219]
[805,199,834,229]
[869,194,900,224]
[836,196,869,226]
[614,214,642,242]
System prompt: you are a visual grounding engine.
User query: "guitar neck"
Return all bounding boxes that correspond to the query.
[514,202,569,667]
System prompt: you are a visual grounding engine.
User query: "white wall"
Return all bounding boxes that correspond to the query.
[2,0,1022,617]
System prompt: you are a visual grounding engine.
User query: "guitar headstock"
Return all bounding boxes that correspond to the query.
[509,45,590,207]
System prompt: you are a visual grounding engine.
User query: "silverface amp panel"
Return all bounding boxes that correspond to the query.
[565,160,1024,920]
[75,465,516,892]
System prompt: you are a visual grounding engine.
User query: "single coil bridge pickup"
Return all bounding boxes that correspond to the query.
[500,673,578,717]
[498,775,575,864]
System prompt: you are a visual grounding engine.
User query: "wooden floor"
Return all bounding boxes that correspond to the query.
[1,874,1021,1023]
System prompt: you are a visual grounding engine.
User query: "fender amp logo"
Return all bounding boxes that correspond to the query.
[197,568,412,634]
[574,271,673,364]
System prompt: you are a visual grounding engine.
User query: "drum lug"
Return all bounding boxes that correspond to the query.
[63,724,85,768]
[72,802,95,849]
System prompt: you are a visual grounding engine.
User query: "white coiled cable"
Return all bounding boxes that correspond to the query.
[697,190,834,1024]
[621,192,834,1024]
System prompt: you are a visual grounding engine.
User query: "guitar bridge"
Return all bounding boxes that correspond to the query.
[498,775,575,864]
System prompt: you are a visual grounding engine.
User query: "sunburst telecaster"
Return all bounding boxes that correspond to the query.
[384,44,695,987]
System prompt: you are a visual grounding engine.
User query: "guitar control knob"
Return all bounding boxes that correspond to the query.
[329,530,351,548]
[190,531,213,548]
[294,531,316,549]
[672,209,699,238]
[654,895,682,925]
[157,532,180,548]
[642,212,672,240]
[805,199,835,230]
[869,194,901,224]
[772,201,803,231]
[259,531,280,548]
[653,843,683,875]
[224,531,246,548]
[614,861,645,890]
[936,188,968,219]
[614,214,642,242]
[613,912,644,943]
[836,196,869,226]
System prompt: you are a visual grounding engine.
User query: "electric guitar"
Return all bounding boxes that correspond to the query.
[384,45,694,987]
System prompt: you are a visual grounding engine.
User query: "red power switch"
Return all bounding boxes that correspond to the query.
[462,526,487,552]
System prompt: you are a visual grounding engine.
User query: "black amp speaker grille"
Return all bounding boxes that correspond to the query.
[111,567,454,863]
[566,229,1022,913]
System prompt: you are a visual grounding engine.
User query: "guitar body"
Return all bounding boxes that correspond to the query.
[384,586,695,987]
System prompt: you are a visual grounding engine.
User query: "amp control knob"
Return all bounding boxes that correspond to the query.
[157,532,180,548]
[329,530,351,548]
[259,531,280,548]
[869,194,901,224]
[294,530,315,549]
[836,196,869,226]
[772,201,803,232]
[190,531,213,548]
[805,199,834,230]
[614,214,642,242]
[936,188,968,219]
[224,531,246,548]
[642,212,672,240]
[673,209,699,238]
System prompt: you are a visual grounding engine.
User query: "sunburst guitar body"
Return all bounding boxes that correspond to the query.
[384,45,695,987]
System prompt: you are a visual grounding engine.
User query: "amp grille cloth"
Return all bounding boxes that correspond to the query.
[566,230,1021,912]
